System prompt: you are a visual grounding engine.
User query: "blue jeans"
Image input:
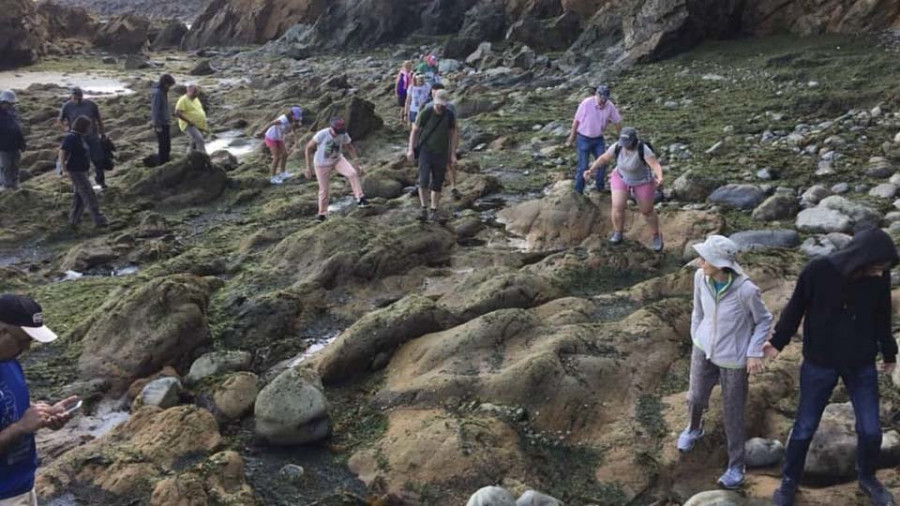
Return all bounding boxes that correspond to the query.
[575,134,606,193]
[782,361,882,482]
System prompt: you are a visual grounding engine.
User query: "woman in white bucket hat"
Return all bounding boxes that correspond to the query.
[677,235,774,490]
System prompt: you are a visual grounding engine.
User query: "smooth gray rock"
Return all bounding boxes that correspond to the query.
[673,170,723,202]
[139,377,182,409]
[187,350,253,383]
[870,183,898,199]
[745,437,784,468]
[752,194,798,221]
[730,230,801,251]
[818,195,881,229]
[800,233,852,257]
[708,184,765,210]
[254,366,331,445]
[516,490,562,506]
[683,490,744,506]
[796,208,853,234]
[468,486,516,506]
[800,185,831,207]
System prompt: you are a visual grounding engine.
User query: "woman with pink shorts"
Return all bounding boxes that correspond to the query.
[586,126,665,252]
[260,106,302,184]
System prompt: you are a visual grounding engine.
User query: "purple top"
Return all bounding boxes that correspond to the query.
[574,97,621,138]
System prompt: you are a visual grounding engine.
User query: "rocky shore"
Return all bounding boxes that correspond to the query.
[1,0,900,504]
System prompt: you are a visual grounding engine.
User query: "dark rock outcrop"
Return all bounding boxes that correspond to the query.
[0,0,48,69]
[151,20,188,50]
[93,14,151,54]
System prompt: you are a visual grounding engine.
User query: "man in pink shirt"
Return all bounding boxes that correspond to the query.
[567,85,622,193]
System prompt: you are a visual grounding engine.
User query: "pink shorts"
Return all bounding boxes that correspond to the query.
[610,170,657,202]
[265,138,284,150]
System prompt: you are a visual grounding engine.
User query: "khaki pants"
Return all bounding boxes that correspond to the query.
[0,489,37,506]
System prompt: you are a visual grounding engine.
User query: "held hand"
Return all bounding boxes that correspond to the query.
[880,362,896,376]
[762,341,779,360]
[17,404,53,434]
[46,396,79,431]
[747,357,765,375]
[406,150,415,164]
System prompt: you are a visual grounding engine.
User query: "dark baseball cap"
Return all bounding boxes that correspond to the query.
[71,87,84,96]
[596,85,611,98]
[619,127,639,148]
[0,294,58,343]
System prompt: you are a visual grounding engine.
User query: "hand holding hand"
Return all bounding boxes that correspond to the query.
[762,341,779,360]
[747,357,765,375]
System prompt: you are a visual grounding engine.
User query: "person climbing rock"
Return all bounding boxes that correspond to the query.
[58,116,108,229]
[567,85,622,194]
[585,127,664,251]
[678,235,773,490]
[0,294,79,506]
[404,74,430,129]
[174,84,208,154]
[0,91,26,191]
[407,89,457,224]
[58,87,107,189]
[395,61,413,122]
[766,228,899,506]
[150,74,176,165]
[305,118,369,221]
[260,106,302,185]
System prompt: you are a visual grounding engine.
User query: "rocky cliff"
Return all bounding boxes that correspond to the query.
[184,0,900,60]
[0,0,49,69]
[50,0,208,23]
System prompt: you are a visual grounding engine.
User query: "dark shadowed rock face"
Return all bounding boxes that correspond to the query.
[93,14,151,54]
[0,0,47,69]
[49,0,207,23]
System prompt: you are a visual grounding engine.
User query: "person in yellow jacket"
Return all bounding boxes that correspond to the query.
[174,84,208,154]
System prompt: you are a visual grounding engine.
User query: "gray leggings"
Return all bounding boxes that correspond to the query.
[185,126,206,154]
[69,170,107,226]
[686,346,749,470]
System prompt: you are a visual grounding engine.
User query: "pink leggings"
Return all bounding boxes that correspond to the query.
[315,156,363,215]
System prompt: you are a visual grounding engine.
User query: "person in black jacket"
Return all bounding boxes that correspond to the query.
[0,91,26,191]
[151,74,175,165]
[765,228,899,506]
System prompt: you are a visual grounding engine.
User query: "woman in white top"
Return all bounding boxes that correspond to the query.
[404,74,430,130]
[586,127,665,252]
[260,106,301,184]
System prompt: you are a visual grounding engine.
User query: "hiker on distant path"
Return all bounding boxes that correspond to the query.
[423,83,460,199]
[58,116,108,229]
[585,127,664,252]
[415,54,440,86]
[395,61,413,122]
[678,235,773,490]
[58,87,107,189]
[0,294,79,506]
[151,74,176,165]
[260,106,302,185]
[407,89,457,224]
[174,84,208,154]
[404,74,430,129]
[567,85,621,194]
[766,228,898,506]
[305,118,369,222]
[0,91,26,191]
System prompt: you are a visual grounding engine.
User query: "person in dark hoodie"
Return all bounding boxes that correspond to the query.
[151,74,176,165]
[765,228,899,506]
[0,91,26,191]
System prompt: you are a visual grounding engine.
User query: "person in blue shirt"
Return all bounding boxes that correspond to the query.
[0,294,78,505]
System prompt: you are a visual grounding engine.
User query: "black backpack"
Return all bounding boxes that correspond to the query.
[614,140,655,166]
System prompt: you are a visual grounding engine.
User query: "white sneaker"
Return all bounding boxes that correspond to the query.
[269,175,284,185]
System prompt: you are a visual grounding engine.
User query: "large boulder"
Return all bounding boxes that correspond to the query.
[186,350,253,383]
[796,207,853,234]
[36,406,222,498]
[683,490,743,506]
[0,0,47,69]
[505,11,582,52]
[312,96,383,141]
[254,366,331,445]
[672,170,724,202]
[37,1,97,41]
[438,267,562,321]
[498,181,606,250]
[60,239,118,271]
[742,0,900,36]
[817,195,881,231]
[707,184,766,210]
[150,450,256,506]
[752,194,798,222]
[77,275,213,393]
[623,0,743,61]
[443,0,508,59]
[212,372,259,420]
[184,0,327,48]
[317,295,456,384]
[94,14,150,53]
[151,20,188,50]
[123,151,228,208]
[729,229,801,251]
[468,486,516,506]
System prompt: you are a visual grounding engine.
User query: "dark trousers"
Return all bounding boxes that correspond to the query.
[0,151,20,189]
[156,124,171,164]
[418,149,448,193]
[69,170,107,226]
[783,361,881,482]
[575,133,606,193]
[85,134,105,186]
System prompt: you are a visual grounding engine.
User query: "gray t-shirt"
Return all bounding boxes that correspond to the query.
[313,128,351,166]
[607,141,655,185]
[59,100,101,137]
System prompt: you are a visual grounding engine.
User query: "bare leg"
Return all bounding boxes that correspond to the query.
[610,190,628,233]
[430,190,442,210]
[637,197,660,235]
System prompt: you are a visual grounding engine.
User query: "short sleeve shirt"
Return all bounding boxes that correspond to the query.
[313,128,351,166]
[60,132,91,172]
[607,141,655,186]
[415,105,456,157]
[59,100,100,137]
[574,98,621,138]
[408,85,431,113]
[265,115,291,142]
[0,360,38,500]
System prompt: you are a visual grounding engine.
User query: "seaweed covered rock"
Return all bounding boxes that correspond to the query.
[36,406,221,498]
[77,275,213,392]
[123,151,228,208]
[150,450,256,506]
[438,267,562,321]
[317,294,456,384]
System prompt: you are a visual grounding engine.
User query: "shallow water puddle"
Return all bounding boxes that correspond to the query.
[206,129,261,158]
[291,330,341,366]
[326,195,357,214]
[0,71,132,96]
[59,265,139,282]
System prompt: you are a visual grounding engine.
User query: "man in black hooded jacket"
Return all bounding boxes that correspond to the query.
[765,228,899,506]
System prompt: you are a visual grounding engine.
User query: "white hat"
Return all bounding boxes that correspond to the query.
[693,235,744,275]
[0,90,17,104]
[433,89,450,106]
